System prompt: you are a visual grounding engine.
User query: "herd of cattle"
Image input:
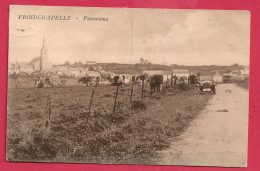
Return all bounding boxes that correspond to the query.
[32,74,204,94]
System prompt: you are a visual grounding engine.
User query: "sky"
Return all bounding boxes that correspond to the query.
[9,6,251,66]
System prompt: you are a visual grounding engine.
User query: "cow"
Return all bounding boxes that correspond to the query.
[149,75,163,94]
[111,76,124,86]
[34,77,53,89]
[34,77,43,89]
[134,74,146,86]
[78,76,97,87]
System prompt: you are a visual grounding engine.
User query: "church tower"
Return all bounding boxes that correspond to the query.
[40,38,50,71]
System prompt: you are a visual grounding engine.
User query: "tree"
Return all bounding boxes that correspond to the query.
[64,61,70,66]
[231,63,239,67]
[189,75,199,85]
[140,58,144,64]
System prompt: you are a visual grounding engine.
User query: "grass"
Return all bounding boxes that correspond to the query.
[236,77,249,89]
[6,83,211,164]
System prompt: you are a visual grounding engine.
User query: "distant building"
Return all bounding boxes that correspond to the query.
[211,70,223,82]
[18,63,35,73]
[85,71,101,78]
[162,70,172,82]
[240,68,249,77]
[172,69,190,78]
[143,70,163,76]
[199,70,223,82]
[85,61,97,65]
[97,65,103,70]
[143,70,172,82]
[229,70,242,76]
[8,62,34,74]
[68,68,81,77]
[199,71,213,81]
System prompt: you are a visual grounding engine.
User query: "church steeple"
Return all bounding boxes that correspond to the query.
[40,38,49,71]
[42,38,47,49]
[41,38,47,56]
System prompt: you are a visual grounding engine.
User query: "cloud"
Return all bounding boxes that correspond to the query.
[134,10,250,65]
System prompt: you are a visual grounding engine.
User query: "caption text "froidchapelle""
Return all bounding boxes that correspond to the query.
[17,15,109,21]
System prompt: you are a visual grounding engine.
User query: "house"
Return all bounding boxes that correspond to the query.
[8,62,20,74]
[211,70,223,82]
[172,69,190,78]
[143,70,163,76]
[85,71,101,78]
[79,67,90,76]
[29,57,41,71]
[89,66,98,71]
[53,65,69,71]
[240,66,249,77]
[229,70,242,76]
[143,70,172,82]
[162,70,172,82]
[199,70,223,82]
[68,68,81,77]
[85,61,96,65]
[199,71,213,81]
[97,66,103,70]
[17,63,35,73]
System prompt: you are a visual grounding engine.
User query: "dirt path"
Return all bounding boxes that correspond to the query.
[157,83,249,167]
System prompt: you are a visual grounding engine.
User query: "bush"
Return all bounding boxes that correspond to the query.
[178,82,189,91]
[131,101,146,111]
[189,75,199,85]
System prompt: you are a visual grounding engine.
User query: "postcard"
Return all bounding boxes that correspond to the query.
[7,5,250,167]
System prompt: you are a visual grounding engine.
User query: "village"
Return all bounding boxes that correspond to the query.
[8,39,249,89]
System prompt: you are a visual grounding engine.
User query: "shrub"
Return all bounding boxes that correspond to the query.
[131,101,146,111]
[178,82,189,91]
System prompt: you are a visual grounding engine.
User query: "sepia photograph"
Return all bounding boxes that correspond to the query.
[7,5,250,167]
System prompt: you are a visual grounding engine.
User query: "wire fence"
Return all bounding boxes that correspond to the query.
[8,77,83,89]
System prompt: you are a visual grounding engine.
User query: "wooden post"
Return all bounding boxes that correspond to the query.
[130,77,135,102]
[166,75,168,87]
[48,95,51,121]
[15,78,17,89]
[88,84,97,113]
[141,79,144,100]
[45,95,51,129]
[43,95,51,138]
[113,84,120,112]
[171,75,173,87]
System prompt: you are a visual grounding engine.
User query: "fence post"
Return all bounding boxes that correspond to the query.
[166,75,168,87]
[15,78,17,89]
[46,95,51,126]
[48,95,51,121]
[141,79,144,100]
[130,76,135,102]
[113,84,120,112]
[88,84,97,113]
[44,95,51,137]
[171,75,173,87]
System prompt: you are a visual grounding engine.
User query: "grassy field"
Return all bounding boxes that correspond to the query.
[236,77,249,89]
[6,83,211,164]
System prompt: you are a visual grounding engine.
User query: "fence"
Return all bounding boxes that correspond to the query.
[8,77,83,89]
